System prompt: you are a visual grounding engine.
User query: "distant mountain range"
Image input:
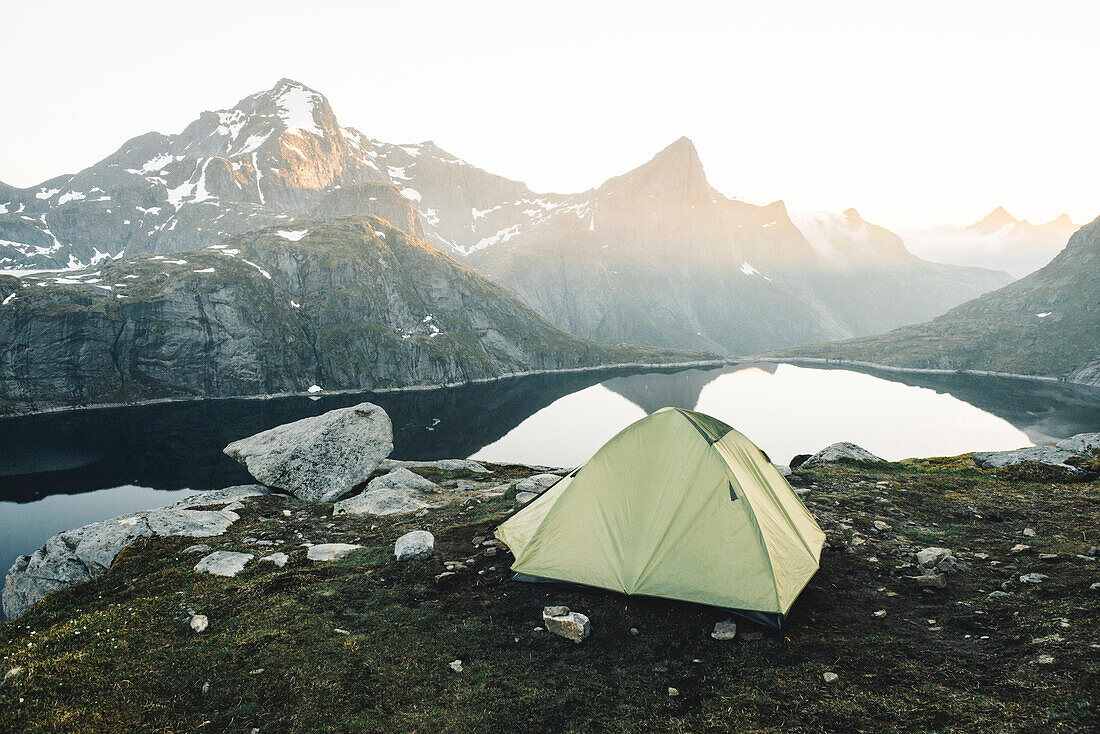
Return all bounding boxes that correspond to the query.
[900,207,1079,278]
[469,139,1011,353]
[0,78,1060,412]
[772,216,1100,386]
[0,217,701,414]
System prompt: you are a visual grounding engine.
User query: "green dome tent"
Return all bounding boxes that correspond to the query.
[495,408,825,628]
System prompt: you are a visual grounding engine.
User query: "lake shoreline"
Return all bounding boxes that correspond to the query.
[0,358,733,420]
[752,356,1098,388]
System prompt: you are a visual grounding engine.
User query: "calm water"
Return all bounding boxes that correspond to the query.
[2,361,1098,591]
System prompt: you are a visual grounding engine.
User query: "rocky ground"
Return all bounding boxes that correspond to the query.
[1,456,1097,733]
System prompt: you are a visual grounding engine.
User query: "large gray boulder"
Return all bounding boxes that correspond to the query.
[973,432,1100,472]
[224,403,393,502]
[2,485,268,619]
[333,468,439,517]
[802,442,884,467]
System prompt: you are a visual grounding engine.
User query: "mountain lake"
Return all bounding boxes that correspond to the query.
[2,361,1099,612]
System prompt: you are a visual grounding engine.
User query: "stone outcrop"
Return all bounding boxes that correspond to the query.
[802,442,884,467]
[973,432,1100,473]
[333,468,438,517]
[194,551,254,578]
[306,543,363,562]
[2,485,268,619]
[225,403,393,502]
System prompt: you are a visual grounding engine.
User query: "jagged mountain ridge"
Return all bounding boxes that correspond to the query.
[0,216,701,415]
[0,79,546,270]
[772,216,1100,386]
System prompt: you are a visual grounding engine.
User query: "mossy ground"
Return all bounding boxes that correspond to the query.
[1,460,1097,733]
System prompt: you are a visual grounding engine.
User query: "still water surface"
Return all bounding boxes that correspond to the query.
[2,362,1098,582]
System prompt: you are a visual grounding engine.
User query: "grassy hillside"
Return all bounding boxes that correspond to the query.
[771,217,1100,384]
[2,459,1096,732]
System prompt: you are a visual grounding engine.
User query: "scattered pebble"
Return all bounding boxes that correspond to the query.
[667,687,680,697]
[189,614,208,633]
[711,619,738,640]
[823,672,839,683]
[449,660,463,673]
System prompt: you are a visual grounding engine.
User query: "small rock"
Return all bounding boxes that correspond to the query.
[434,572,456,583]
[710,619,738,641]
[182,544,213,554]
[259,552,289,567]
[873,520,891,532]
[1087,546,1100,558]
[449,660,463,673]
[1019,573,1048,584]
[514,473,563,496]
[194,551,254,577]
[189,614,209,633]
[916,547,952,568]
[394,530,434,561]
[630,627,640,636]
[3,666,25,684]
[823,672,839,683]
[515,491,537,505]
[542,605,591,643]
[1032,654,1055,665]
[201,681,210,694]
[1022,528,1036,537]
[872,609,887,618]
[1010,544,1031,554]
[987,590,1012,598]
[667,687,680,697]
[915,573,947,589]
[307,543,363,562]
[249,668,264,675]
[1089,582,1100,592]
[1038,553,1058,561]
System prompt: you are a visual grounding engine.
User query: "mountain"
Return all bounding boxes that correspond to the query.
[771,216,1100,386]
[900,207,1080,278]
[469,138,1011,353]
[0,216,703,415]
[0,80,1010,357]
[0,79,543,270]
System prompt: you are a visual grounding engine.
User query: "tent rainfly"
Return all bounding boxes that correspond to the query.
[495,408,825,629]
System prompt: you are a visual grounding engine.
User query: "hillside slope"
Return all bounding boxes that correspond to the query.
[772,217,1100,385]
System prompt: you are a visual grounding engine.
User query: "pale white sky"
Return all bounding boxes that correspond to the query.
[1,0,1096,228]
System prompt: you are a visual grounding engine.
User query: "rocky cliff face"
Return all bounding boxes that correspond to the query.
[774,217,1100,385]
[0,217,699,414]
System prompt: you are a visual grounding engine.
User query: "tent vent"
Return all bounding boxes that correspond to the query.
[728,482,738,502]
